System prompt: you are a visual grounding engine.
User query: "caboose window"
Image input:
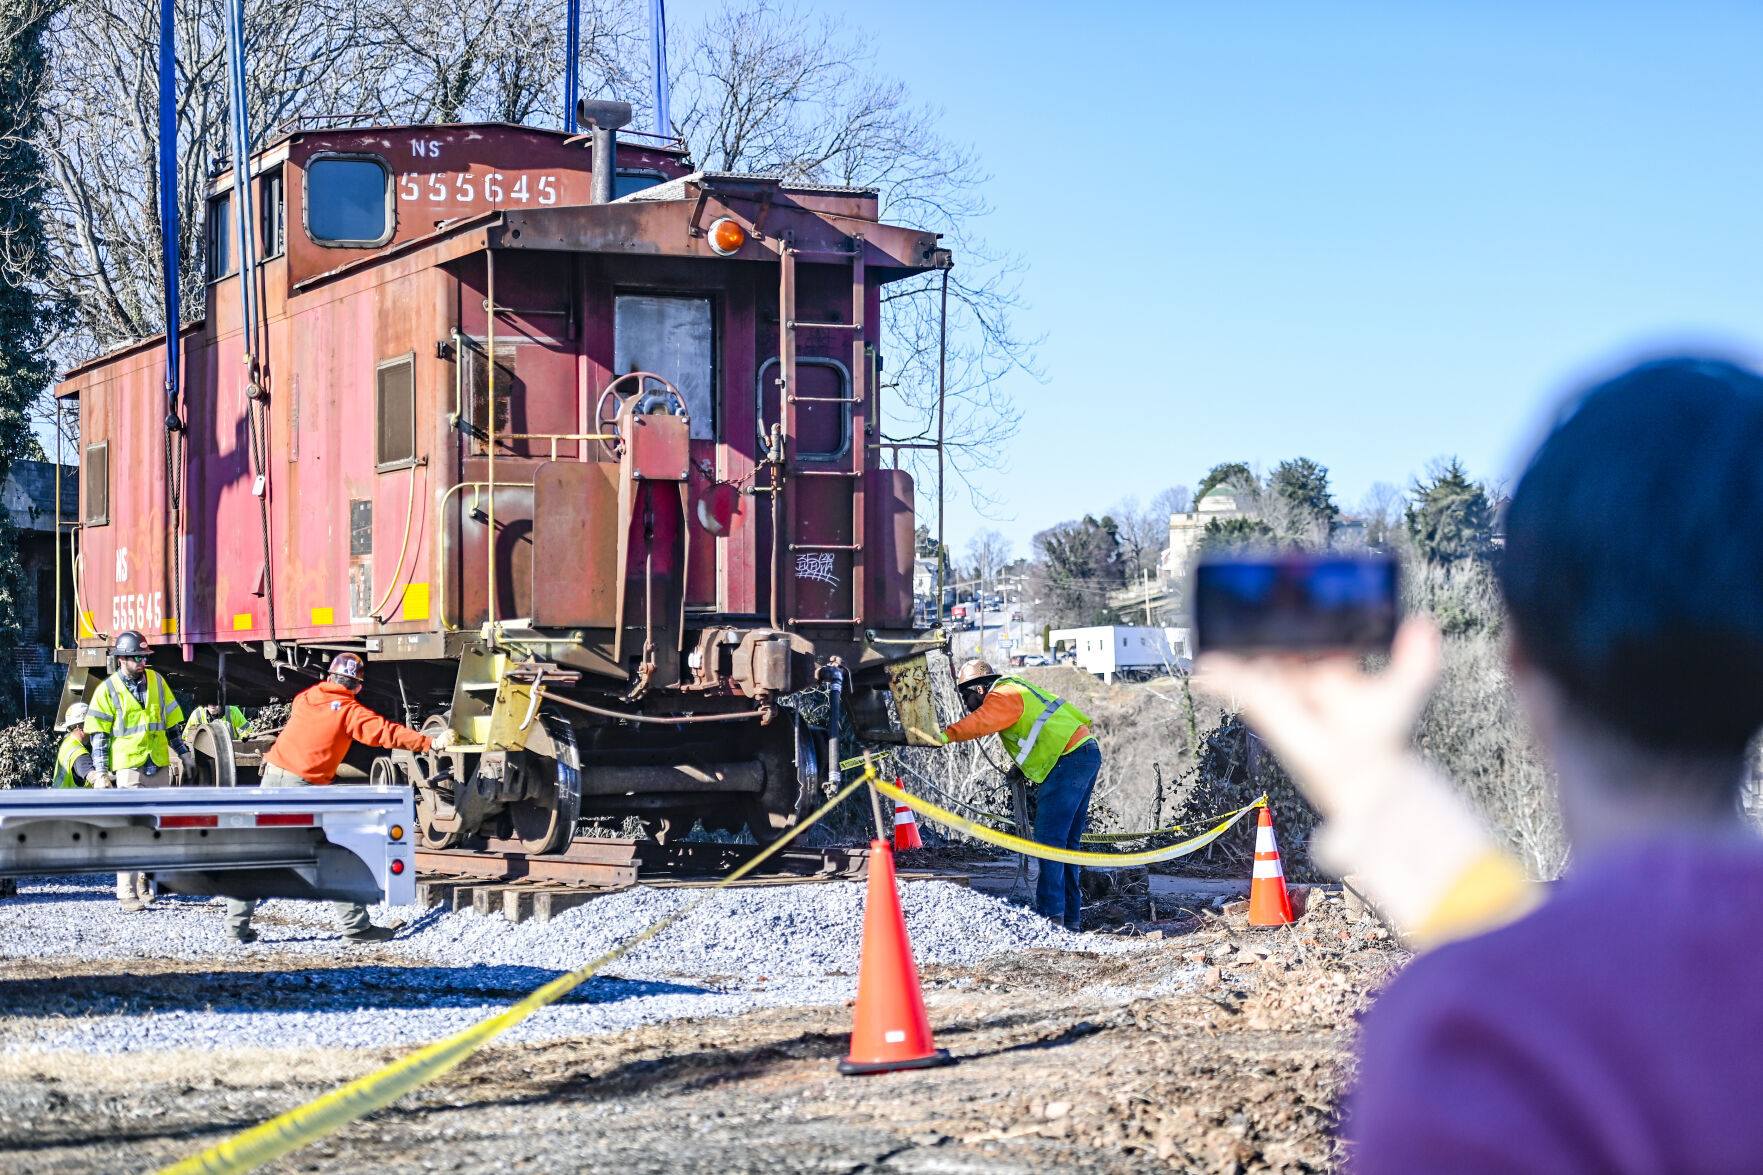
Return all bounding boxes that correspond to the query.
[376,355,417,470]
[84,441,108,527]
[206,193,233,281]
[615,170,665,198]
[613,295,714,441]
[305,156,392,246]
[260,168,285,258]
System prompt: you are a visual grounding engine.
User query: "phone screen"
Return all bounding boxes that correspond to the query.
[1193,555,1400,655]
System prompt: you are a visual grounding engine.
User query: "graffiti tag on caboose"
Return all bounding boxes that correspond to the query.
[794,551,838,587]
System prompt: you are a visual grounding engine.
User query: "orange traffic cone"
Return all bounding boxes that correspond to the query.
[1248,807,1295,927]
[893,783,924,852]
[839,840,954,1075]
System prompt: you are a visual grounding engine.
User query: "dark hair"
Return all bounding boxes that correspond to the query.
[1499,357,1763,760]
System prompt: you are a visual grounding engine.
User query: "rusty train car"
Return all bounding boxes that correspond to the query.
[54,108,948,851]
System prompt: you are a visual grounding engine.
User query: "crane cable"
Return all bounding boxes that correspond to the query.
[156,0,183,638]
[223,0,275,637]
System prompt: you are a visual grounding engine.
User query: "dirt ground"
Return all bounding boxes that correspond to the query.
[0,892,1404,1175]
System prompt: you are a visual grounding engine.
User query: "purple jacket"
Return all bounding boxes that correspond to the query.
[1349,833,1763,1174]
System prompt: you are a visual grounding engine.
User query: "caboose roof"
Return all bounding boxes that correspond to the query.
[618,171,879,203]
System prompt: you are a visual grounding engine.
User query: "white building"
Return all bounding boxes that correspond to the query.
[1159,485,1246,577]
[1049,625,1192,684]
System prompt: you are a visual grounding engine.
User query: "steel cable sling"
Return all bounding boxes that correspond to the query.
[155,0,183,638]
[223,0,275,637]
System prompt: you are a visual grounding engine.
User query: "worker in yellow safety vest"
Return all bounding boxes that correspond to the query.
[184,703,248,743]
[940,659,1103,931]
[85,629,195,910]
[51,702,97,788]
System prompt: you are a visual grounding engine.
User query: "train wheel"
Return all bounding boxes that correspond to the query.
[505,720,582,855]
[188,721,238,787]
[417,786,465,850]
[745,713,824,843]
[413,718,468,850]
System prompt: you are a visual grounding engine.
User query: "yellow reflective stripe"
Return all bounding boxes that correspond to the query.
[1012,697,1064,767]
[83,677,121,733]
[155,768,878,1175]
[873,777,1266,868]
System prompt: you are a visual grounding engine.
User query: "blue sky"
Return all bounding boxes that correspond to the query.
[681,1,1763,557]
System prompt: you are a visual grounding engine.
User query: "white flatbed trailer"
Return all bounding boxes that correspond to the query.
[0,786,416,905]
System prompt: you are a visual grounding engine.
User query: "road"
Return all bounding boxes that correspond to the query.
[947,609,1042,667]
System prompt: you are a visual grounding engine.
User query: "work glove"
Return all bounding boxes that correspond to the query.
[89,771,114,789]
[179,749,198,781]
[429,728,459,752]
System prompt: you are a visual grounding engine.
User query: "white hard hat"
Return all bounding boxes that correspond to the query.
[57,702,90,732]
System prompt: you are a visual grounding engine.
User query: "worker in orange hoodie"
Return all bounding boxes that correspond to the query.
[941,659,1101,930]
[223,653,455,944]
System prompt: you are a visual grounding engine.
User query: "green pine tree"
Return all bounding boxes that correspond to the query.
[1270,457,1339,531]
[1195,461,1252,505]
[1406,459,1497,566]
[0,0,59,722]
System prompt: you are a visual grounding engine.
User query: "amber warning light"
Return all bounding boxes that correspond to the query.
[708,217,746,255]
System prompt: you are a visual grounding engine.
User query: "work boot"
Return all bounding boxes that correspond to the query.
[118,898,146,912]
[343,924,396,943]
[227,928,259,944]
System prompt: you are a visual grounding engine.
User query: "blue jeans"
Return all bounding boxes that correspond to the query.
[1033,739,1101,929]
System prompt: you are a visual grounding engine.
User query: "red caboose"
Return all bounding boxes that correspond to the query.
[54,109,949,850]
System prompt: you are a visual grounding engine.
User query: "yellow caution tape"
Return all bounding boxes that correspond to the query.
[158,768,877,1175]
[845,747,1257,846]
[873,776,1266,868]
[1079,806,1253,844]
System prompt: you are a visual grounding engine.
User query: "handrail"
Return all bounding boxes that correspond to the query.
[369,458,427,621]
[486,251,498,639]
[493,433,618,462]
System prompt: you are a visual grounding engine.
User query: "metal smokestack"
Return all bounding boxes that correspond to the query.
[576,98,634,204]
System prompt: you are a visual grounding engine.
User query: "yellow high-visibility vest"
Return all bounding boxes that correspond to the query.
[87,669,183,770]
[53,733,90,787]
[992,676,1094,784]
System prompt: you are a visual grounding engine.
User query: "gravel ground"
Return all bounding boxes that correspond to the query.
[0,874,1155,1055]
[0,887,1407,1174]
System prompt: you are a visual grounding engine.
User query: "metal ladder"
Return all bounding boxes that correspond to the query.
[775,231,867,640]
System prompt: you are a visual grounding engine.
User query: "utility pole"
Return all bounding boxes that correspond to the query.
[976,554,987,661]
[1143,567,1153,626]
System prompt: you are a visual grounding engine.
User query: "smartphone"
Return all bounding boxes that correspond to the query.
[1192,554,1400,655]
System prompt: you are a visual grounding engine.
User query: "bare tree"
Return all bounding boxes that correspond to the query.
[1150,484,1191,519]
[1110,495,1172,587]
[368,0,642,126]
[32,0,1035,501]
[1358,481,1406,550]
[676,1,1035,501]
[964,528,1010,592]
[35,0,391,363]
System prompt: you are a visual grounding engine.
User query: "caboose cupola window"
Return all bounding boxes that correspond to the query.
[305,154,393,247]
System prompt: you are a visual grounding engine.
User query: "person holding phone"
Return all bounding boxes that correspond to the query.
[942,659,1101,930]
[1200,357,1763,1171]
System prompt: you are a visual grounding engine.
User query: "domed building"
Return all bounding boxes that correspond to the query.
[1159,484,1246,575]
